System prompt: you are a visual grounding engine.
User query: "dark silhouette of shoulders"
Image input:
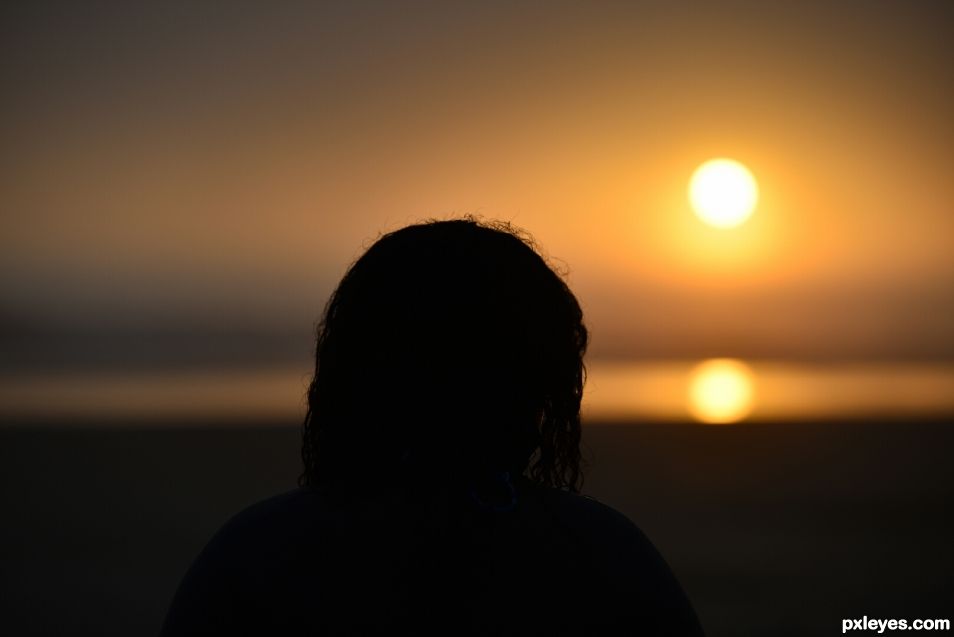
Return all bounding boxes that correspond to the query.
[162,482,704,636]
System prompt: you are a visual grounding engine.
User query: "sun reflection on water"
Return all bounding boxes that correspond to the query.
[687,358,756,424]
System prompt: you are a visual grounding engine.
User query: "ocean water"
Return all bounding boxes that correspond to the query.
[2,360,953,425]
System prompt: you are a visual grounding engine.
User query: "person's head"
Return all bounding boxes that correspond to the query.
[300,218,587,495]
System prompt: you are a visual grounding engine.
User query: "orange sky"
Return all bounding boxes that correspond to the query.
[2,1,953,371]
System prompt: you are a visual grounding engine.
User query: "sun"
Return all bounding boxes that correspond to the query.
[687,358,755,424]
[688,158,759,228]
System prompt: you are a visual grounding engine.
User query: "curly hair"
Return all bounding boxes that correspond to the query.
[300,218,587,495]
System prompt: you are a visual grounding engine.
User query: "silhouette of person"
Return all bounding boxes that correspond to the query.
[161,219,705,636]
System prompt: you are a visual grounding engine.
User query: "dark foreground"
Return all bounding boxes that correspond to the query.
[1,421,952,636]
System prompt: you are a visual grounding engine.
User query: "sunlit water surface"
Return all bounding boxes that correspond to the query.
[2,360,953,425]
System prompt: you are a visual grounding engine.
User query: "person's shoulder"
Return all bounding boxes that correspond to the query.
[223,488,318,527]
[533,484,650,544]
[526,483,705,635]
[163,488,343,635]
[169,488,331,600]
[209,487,329,550]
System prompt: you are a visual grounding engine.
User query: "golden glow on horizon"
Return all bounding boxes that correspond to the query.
[687,358,755,424]
[689,159,759,228]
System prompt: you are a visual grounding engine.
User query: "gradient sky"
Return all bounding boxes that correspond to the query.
[3,1,953,373]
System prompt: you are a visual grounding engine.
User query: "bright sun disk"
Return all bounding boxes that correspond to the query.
[688,158,759,228]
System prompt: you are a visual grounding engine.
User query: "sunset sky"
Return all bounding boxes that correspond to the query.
[3,1,953,377]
